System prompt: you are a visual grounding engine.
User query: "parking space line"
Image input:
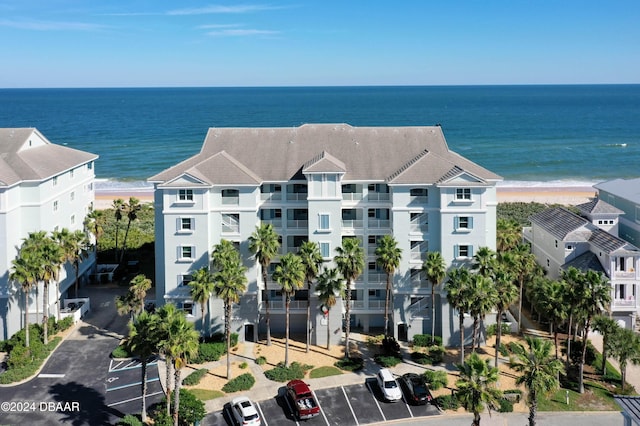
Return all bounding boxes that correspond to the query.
[106,377,160,392]
[340,386,359,426]
[365,381,386,422]
[312,390,330,426]
[109,361,158,373]
[402,395,414,418]
[106,390,164,407]
[255,402,269,426]
[282,394,300,426]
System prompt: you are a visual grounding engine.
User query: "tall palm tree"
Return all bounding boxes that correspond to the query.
[506,244,539,333]
[248,223,281,346]
[423,251,446,343]
[535,279,567,360]
[119,197,143,263]
[592,315,620,375]
[111,198,125,263]
[561,266,586,370]
[272,252,305,367]
[153,303,182,418]
[125,311,157,424]
[84,209,105,250]
[496,218,521,252]
[167,312,199,426]
[471,246,496,278]
[455,352,502,426]
[298,241,323,353]
[492,265,518,367]
[375,235,402,336]
[509,336,564,426]
[577,270,610,393]
[69,230,89,297]
[334,237,364,359]
[316,267,346,350]
[610,327,640,390]
[468,274,498,352]
[445,267,472,364]
[115,291,138,320]
[130,274,152,317]
[189,267,215,335]
[212,241,247,379]
[10,254,38,348]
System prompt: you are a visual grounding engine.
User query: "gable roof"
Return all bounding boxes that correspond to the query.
[165,151,262,187]
[576,198,624,216]
[0,128,98,187]
[529,207,590,241]
[149,124,502,185]
[302,151,347,174]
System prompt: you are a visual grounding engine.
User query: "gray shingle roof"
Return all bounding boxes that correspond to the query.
[595,178,640,204]
[529,207,590,240]
[615,396,640,425]
[302,151,347,174]
[562,251,605,274]
[149,124,502,185]
[576,198,624,216]
[0,128,98,187]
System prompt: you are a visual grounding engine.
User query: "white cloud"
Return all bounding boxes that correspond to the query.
[168,4,279,16]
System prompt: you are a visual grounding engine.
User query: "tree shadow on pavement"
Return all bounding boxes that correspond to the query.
[49,381,125,426]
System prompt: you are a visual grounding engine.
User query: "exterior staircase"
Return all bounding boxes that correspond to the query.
[407,297,430,322]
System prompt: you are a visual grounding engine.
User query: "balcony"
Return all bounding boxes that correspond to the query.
[267,300,307,310]
[410,251,427,262]
[342,192,363,201]
[612,298,637,309]
[615,271,636,279]
[367,272,386,283]
[410,223,429,233]
[287,219,308,229]
[342,219,363,229]
[409,196,428,205]
[261,219,282,228]
[367,193,390,202]
[346,300,385,310]
[368,219,390,229]
[221,196,239,205]
[260,192,282,201]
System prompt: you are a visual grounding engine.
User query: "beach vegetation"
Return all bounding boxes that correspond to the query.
[299,241,323,354]
[375,235,402,336]
[422,251,445,344]
[316,267,346,351]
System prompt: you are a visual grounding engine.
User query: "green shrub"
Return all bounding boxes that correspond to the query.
[486,323,511,338]
[423,370,448,390]
[116,414,143,426]
[192,342,226,363]
[498,343,510,357]
[264,362,313,382]
[208,332,239,347]
[0,337,61,384]
[334,357,364,371]
[222,373,256,393]
[8,344,32,369]
[57,316,74,331]
[47,316,58,334]
[413,334,442,347]
[498,398,514,413]
[309,366,342,379]
[182,368,208,386]
[374,355,402,367]
[366,334,385,345]
[428,345,445,365]
[435,394,459,410]
[111,344,132,359]
[239,362,248,369]
[255,356,267,365]
[410,351,430,365]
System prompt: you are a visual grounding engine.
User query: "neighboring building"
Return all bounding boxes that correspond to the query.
[595,178,640,247]
[523,199,640,329]
[148,124,501,346]
[0,128,98,341]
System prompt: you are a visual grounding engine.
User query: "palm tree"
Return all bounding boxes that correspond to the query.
[423,251,446,344]
[119,197,143,263]
[592,315,620,375]
[468,274,498,352]
[298,241,323,353]
[212,242,247,379]
[69,230,89,297]
[471,246,496,278]
[536,279,568,360]
[445,267,472,364]
[248,223,281,346]
[111,198,125,263]
[125,311,157,424]
[84,209,105,249]
[455,352,502,426]
[496,218,521,252]
[492,265,518,367]
[375,235,402,336]
[153,303,182,418]
[509,336,564,426]
[577,270,610,393]
[272,253,305,367]
[507,244,539,333]
[316,267,346,350]
[610,327,640,390]
[561,266,587,370]
[189,267,215,335]
[130,274,152,317]
[334,237,364,359]
[115,291,138,320]
[167,312,199,426]
[10,254,38,348]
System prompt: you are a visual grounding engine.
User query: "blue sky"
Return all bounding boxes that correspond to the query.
[1,1,639,88]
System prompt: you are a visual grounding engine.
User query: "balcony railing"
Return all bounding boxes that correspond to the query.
[221,196,239,205]
[267,300,307,310]
[346,300,385,310]
[368,219,390,228]
[367,272,386,282]
[410,224,429,233]
[342,219,363,228]
[260,193,282,201]
[261,219,282,228]
[367,193,390,202]
[286,193,308,201]
[409,196,428,205]
[410,251,427,262]
[222,223,240,233]
[342,192,363,201]
[615,271,636,279]
[286,219,308,229]
[612,298,636,308]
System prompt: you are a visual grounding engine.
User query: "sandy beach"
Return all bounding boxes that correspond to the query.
[94,184,598,210]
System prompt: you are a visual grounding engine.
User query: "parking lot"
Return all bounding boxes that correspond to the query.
[205,378,440,426]
[105,356,164,414]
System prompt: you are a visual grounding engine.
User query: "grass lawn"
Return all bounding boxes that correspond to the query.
[189,388,225,401]
[538,381,619,412]
[309,366,343,379]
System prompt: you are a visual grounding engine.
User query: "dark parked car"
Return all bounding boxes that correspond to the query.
[286,379,320,420]
[399,373,433,405]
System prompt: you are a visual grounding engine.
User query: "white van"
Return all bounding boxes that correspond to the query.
[376,368,402,402]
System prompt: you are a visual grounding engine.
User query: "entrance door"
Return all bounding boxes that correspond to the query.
[397,323,408,342]
[244,324,255,342]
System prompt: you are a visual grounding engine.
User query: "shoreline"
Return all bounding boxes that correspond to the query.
[93,183,598,210]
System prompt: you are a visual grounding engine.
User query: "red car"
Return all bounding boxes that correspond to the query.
[286,379,320,420]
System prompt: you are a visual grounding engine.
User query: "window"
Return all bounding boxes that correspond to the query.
[318,213,330,231]
[53,200,59,212]
[87,162,93,170]
[222,213,240,233]
[181,302,194,316]
[180,217,193,231]
[178,189,194,201]
[180,246,193,260]
[455,216,472,230]
[222,189,239,204]
[320,242,330,258]
[455,245,472,258]
[455,188,471,200]
[180,274,193,287]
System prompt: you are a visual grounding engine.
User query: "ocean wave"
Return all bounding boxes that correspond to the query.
[95,179,154,192]
[497,179,601,189]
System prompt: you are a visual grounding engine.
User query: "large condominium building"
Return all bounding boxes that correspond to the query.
[0,128,98,341]
[149,124,501,346]
[595,178,640,247]
[524,199,640,329]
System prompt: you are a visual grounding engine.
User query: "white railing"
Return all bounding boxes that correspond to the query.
[368,219,390,228]
[221,197,239,205]
[346,300,385,310]
[409,196,428,205]
[615,271,636,279]
[222,223,239,233]
[287,219,308,228]
[367,193,390,201]
[267,300,307,310]
[342,219,363,228]
[368,272,386,282]
[260,192,282,201]
[286,193,308,201]
[261,219,282,228]
[612,298,636,308]
[410,251,427,261]
[342,192,363,201]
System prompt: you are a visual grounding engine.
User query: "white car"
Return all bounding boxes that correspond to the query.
[376,368,402,402]
[231,396,261,426]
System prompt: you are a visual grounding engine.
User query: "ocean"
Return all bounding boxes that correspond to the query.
[1,85,638,191]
